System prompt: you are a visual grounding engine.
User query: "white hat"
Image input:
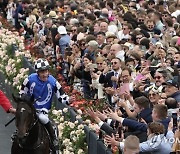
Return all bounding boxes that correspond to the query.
[58,26,67,35]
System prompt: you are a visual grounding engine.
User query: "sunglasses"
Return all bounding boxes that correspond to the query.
[154,76,162,80]
[138,19,144,22]
[148,26,154,29]
[97,63,102,65]
[136,37,142,40]
[149,93,156,97]
[71,29,77,32]
[111,62,117,65]
[80,43,86,46]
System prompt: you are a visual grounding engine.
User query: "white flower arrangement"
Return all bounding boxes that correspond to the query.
[0,28,31,91]
[50,109,88,154]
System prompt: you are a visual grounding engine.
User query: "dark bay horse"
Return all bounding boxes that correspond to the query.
[11,95,51,154]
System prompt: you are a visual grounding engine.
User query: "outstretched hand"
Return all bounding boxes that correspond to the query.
[86,107,101,123]
[104,134,119,147]
[96,110,108,121]
[105,108,122,122]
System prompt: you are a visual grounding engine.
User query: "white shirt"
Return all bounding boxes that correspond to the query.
[117,30,130,40]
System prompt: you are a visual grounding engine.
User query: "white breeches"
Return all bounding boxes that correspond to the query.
[36,108,49,124]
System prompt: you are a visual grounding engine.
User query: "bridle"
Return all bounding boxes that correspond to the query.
[18,108,43,150]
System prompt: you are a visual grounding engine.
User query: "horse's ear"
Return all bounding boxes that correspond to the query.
[12,93,21,103]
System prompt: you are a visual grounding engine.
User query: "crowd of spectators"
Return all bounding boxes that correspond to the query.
[0,0,180,153]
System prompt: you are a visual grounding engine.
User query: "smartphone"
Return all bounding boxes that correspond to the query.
[119,83,130,95]
[172,113,178,129]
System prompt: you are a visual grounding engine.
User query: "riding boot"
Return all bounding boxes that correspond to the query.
[45,122,59,150]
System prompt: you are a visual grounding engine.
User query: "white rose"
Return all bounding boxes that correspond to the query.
[59,117,64,122]
[69,123,75,129]
[77,109,83,115]
[78,124,84,130]
[63,108,68,113]
[77,149,84,154]
[52,110,59,115]
[76,115,82,120]
[85,119,91,124]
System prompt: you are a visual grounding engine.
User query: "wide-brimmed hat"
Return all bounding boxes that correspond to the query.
[47,11,58,19]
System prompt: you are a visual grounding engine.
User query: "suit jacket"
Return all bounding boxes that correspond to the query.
[99,71,115,88]
[122,118,170,135]
[100,122,116,136]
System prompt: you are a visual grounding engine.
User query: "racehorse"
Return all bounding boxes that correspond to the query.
[11,95,51,154]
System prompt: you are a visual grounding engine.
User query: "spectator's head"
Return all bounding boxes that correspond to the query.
[121,67,132,83]
[87,40,99,52]
[174,51,180,64]
[125,58,136,70]
[146,19,155,31]
[100,21,108,33]
[165,97,178,109]
[147,122,165,136]
[123,23,132,35]
[78,39,86,50]
[93,21,100,34]
[101,45,111,57]
[139,38,150,51]
[110,44,121,57]
[129,52,141,66]
[134,96,150,113]
[96,31,106,45]
[165,58,175,67]
[163,77,179,97]
[106,34,117,45]
[148,87,160,106]
[154,70,167,87]
[44,18,53,29]
[96,56,105,71]
[124,135,140,154]
[111,58,121,71]
[83,55,93,67]
[147,0,155,9]
[152,104,167,121]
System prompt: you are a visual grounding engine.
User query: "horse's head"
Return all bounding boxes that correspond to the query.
[13,94,36,143]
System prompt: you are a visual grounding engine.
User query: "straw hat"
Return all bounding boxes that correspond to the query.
[47,10,58,19]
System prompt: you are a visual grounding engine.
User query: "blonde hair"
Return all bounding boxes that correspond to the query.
[124,135,140,151]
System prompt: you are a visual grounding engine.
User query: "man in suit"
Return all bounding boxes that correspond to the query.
[99,57,122,104]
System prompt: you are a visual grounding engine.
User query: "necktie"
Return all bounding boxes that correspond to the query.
[113,72,118,88]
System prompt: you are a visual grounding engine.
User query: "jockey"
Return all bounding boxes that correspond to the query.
[0,90,16,114]
[19,58,75,150]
